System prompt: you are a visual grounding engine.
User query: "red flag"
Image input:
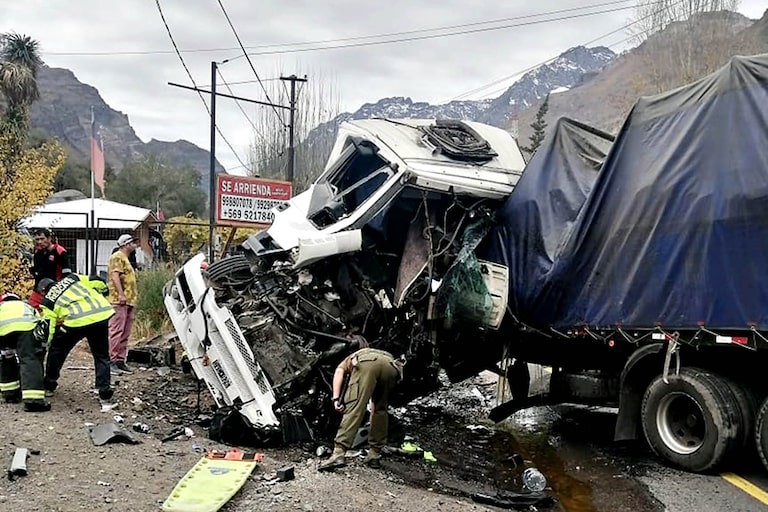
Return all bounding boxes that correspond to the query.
[90,113,105,198]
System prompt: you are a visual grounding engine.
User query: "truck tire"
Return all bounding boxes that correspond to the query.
[754,397,768,472]
[641,367,742,473]
[205,254,251,284]
[722,378,758,457]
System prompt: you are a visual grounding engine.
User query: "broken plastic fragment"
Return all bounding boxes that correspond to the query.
[88,423,140,446]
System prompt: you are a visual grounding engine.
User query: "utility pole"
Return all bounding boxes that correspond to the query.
[208,61,217,263]
[168,66,293,264]
[280,74,307,183]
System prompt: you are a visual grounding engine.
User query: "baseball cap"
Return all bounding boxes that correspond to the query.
[117,234,136,247]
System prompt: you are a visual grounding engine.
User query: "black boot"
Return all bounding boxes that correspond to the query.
[24,399,51,412]
[3,391,21,404]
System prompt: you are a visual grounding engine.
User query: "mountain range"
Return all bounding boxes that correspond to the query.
[28,8,768,191]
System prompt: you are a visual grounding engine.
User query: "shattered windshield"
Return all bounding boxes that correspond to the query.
[308,139,395,228]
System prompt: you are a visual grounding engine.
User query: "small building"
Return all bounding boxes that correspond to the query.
[22,198,158,274]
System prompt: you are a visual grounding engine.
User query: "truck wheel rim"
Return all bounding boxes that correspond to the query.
[656,392,705,455]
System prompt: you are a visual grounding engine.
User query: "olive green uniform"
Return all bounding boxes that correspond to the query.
[335,348,403,450]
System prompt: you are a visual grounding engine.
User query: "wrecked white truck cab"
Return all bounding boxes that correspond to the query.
[165,118,525,439]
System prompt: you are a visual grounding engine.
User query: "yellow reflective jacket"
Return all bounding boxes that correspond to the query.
[0,300,38,337]
[40,274,114,343]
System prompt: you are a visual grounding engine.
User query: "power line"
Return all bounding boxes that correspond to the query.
[216,68,258,132]
[233,4,642,59]
[153,0,250,173]
[216,0,286,126]
[448,0,682,101]
[229,0,636,52]
[198,77,282,88]
[216,67,271,149]
[46,0,636,57]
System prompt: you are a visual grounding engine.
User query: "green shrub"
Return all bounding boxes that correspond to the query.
[135,265,176,332]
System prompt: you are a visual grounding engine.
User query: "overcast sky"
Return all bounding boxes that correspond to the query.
[3,1,766,173]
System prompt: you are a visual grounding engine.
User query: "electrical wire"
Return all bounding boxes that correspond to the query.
[216,67,261,136]
[47,0,636,57]
[198,77,282,88]
[232,0,637,51]
[216,0,285,126]
[449,0,684,101]
[154,0,250,173]
[234,4,643,59]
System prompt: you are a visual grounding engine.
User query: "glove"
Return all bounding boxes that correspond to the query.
[33,320,49,344]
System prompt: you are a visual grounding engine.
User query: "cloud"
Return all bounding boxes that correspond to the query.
[2,0,764,171]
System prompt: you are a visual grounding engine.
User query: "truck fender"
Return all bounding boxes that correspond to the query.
[614,343,665,442]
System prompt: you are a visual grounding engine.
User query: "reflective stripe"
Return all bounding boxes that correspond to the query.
[66,306,114,321]
[70,298,84,317]
[49,280,114,329]
[0,381,20,392]
[57,294,76,309]
[22,389,46,400]
[0,318,36,330]
[0,301,37,335]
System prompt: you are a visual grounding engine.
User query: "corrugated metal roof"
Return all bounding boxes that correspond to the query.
[22,198,156,230]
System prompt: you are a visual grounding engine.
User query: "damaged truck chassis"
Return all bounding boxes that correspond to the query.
[167,55,768,477]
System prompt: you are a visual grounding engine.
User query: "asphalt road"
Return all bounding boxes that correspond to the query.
[511,405,768,512]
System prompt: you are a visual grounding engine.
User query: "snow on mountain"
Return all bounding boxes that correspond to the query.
[309,45,615,140]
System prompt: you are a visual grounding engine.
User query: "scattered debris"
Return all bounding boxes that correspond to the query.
[521,467,547,492]
[276,466,295,482]
[397,441,437,463]
[132,423,150,434]
[8,448,28,480]
[127,344,175,368]
[161,426,186,442]
[471,491,555,510]
[88,423,140,446]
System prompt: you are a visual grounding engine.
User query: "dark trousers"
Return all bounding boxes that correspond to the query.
[1,330,45,402]
[44,320,111,398]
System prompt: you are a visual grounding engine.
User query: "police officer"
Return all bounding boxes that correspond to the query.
[36,274,115,410]
[0,293,49,412]
[319,348,404,471]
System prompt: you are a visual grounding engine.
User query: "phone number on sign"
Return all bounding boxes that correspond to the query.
[220,206,276,223]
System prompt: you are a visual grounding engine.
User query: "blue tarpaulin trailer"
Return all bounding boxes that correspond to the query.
[488,54,768,331]
[484,54,768,475]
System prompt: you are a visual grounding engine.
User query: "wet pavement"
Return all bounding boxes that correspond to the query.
[383,395,768,511]
[384,402,660,512]
[141,361,768,511]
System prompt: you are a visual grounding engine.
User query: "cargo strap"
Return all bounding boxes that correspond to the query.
[662,332,680,384]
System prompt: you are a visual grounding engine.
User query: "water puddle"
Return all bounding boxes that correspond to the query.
[391,404,597,512]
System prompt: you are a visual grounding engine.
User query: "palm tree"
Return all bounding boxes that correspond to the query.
[0,33,43,139]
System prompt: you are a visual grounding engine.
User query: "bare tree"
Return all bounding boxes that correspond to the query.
[247,67,341,192]
[628,0,744,92]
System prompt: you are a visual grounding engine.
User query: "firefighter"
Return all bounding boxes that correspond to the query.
[36,274,115,410]
[0,292,49,412]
